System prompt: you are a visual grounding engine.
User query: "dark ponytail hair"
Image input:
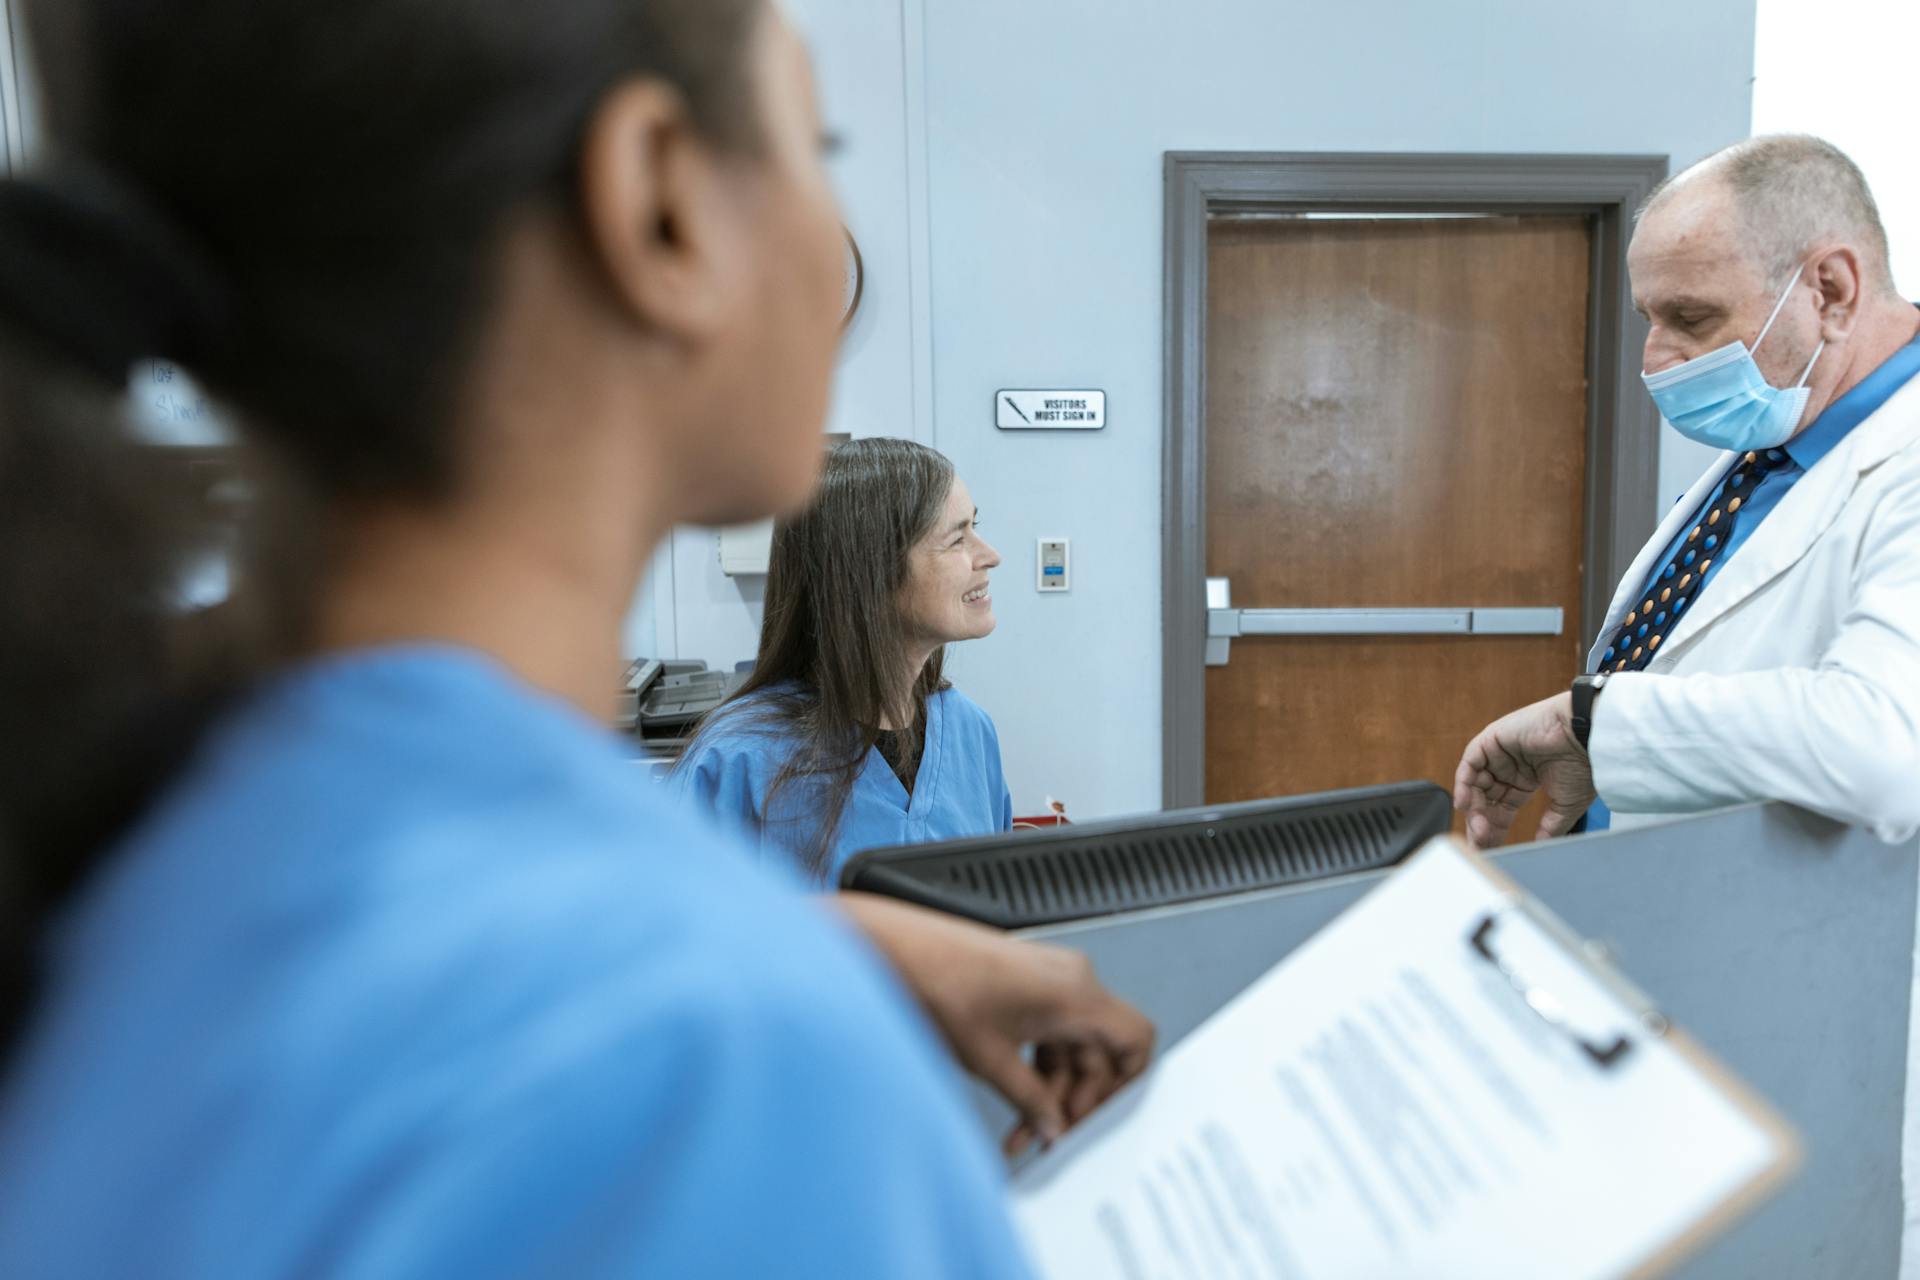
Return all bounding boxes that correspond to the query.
[0,0,768,1051]
[681,437,958,880]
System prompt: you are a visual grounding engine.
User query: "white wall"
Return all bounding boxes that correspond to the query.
[1752,0,1920,294]
[655,0,1761,819]
[0,0,35,173]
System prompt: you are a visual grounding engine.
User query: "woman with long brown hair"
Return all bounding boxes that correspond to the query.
[0,0,1150,1272]
[675,437,1013,881]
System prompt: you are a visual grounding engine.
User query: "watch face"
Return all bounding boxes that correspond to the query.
[840,228,864,330]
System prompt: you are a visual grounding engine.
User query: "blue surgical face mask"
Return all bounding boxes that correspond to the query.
[1641,265,1826,452]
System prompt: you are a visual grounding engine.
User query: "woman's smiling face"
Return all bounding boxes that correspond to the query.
[899,476,1001,649]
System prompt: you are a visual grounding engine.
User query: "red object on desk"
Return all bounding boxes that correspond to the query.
[1012,814,1070,830]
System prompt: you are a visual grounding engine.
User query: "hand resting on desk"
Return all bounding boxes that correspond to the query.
[836,893,1156,1157]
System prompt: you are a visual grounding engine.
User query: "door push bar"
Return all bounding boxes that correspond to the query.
[1204,578,1563,667]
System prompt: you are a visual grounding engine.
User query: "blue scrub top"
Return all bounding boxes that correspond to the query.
[0,648,1033,1278]
[673,685,1015,882]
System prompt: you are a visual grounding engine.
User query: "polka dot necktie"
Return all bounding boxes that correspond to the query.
[1596,448,1788,674]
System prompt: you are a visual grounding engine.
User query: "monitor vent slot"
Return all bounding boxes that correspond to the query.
[844,782,1452,928]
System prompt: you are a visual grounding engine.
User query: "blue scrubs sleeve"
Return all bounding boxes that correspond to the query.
[984,711,1014,832]
[331,930,1032,1279]
[670,739,764,843]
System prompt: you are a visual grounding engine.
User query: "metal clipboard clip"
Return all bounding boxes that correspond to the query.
[1469,902,1672,1072]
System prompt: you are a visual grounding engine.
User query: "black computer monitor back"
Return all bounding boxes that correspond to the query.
[838,781,1451,928]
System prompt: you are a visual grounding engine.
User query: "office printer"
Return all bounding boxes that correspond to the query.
[617,659,744,760]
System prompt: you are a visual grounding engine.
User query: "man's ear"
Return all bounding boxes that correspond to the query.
[574,79,744,341]
[1810,244,1865,342]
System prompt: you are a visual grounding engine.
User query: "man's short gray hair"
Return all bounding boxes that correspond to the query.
[1643,134,1895,293]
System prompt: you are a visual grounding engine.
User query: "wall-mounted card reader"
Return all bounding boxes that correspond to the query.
[1037,538,1071,593]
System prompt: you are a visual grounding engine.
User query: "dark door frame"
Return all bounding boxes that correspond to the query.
[1162,151,1669,809]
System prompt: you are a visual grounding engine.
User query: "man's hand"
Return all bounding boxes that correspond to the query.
[836,893,1155,1156]
[1453,691,1597,848]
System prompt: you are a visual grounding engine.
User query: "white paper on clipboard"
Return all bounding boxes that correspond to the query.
[1011,838,1799,1280]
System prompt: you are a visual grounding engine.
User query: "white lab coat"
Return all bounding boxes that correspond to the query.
[1587,371,1920,844]
[1579,375,1920,1274]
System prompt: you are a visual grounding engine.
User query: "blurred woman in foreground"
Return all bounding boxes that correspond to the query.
[0,0,1149,1273]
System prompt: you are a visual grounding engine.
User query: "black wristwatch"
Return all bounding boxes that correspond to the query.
[1570,673,1609,750]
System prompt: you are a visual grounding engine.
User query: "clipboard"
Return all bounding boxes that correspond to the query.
[1454,844,1802,1279]
[1010,837,1802,1280]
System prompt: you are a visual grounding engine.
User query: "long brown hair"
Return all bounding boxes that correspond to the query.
[0,0,767,1052]
[684,437,956,878]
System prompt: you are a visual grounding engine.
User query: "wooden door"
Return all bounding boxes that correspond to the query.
[1203,214,1591,831]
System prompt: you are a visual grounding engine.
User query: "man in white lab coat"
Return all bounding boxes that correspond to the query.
[1454,133,1920,847]
[1452,133,1920,1270]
